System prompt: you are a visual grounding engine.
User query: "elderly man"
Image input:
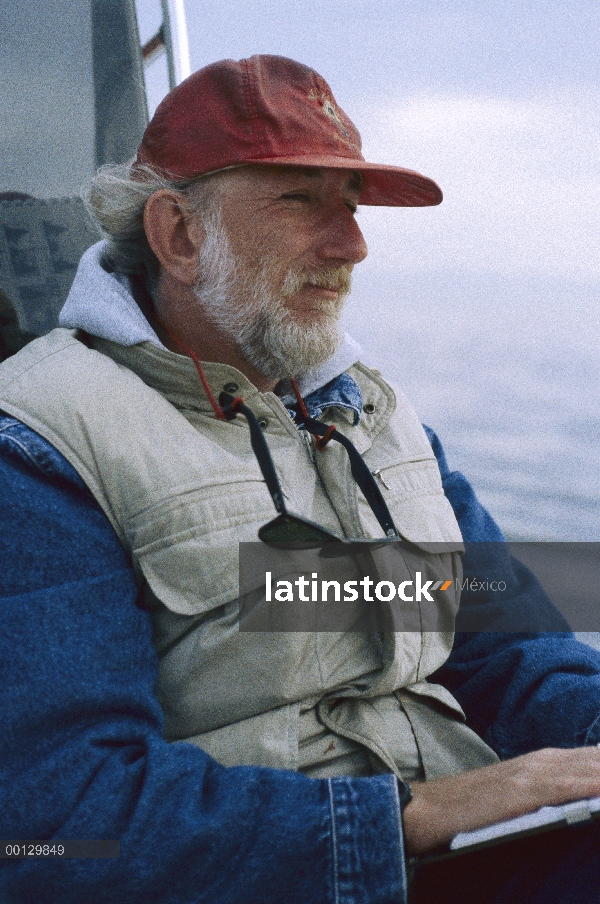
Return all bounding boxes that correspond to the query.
[1,55,600,904]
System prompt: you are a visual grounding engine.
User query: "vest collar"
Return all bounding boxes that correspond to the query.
[90,336,264,414]
[90,334,365,427]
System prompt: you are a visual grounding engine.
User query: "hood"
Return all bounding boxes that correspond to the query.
[59,241,165,348]
[59,240,362,399]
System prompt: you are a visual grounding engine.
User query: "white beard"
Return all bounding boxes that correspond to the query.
[193,213,352,379]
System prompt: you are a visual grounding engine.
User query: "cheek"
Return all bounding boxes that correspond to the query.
[223,210,312,276]
[255,212,315,259]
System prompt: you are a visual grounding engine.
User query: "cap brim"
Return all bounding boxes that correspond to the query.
[242,154,442,206]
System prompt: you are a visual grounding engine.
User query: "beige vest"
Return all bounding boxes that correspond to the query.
[0,329,498,779]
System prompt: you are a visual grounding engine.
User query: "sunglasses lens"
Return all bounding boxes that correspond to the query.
[258,513,339,545]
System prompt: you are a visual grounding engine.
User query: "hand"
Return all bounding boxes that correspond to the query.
[402,746,600,855]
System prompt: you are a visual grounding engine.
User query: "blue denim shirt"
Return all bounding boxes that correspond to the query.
[2,390,600,902]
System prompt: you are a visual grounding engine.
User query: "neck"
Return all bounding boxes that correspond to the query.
[150,282,279,393]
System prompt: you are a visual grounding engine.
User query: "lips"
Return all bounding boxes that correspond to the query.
[304,282,341,296]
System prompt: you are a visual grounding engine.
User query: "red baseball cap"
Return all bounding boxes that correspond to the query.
[135,55,442,207]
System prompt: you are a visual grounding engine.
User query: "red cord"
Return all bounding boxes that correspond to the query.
[315,424,336,450]
[290,378,310,419]
[153,315,227,420]
[290,378,336,450]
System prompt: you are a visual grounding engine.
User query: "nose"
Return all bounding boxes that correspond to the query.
[315,208,368,267]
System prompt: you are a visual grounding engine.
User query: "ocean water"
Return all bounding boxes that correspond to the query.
[345,270,599,542]
[344,270,600,650]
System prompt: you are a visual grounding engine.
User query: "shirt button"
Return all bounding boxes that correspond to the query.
[223,381,239,394]
[364,403,375,414]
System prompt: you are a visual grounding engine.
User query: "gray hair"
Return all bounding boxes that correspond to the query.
[84,162,224,290]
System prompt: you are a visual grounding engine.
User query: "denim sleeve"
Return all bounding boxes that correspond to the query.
[423,424,600,757]
[0,415,406,904]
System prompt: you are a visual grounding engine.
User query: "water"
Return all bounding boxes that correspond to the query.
[345,269,599,542]
[344,270,600,651]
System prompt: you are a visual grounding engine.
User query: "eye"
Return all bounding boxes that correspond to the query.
[280,192,310,202]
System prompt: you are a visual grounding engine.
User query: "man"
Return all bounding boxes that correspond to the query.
[1,55,600,903]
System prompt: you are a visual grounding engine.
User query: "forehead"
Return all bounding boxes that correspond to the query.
[220,164,363,195]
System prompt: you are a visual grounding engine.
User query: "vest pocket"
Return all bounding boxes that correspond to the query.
[125,482,275,615]
[364,460,464,547]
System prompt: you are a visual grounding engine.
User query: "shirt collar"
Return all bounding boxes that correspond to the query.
[283,371,363,426]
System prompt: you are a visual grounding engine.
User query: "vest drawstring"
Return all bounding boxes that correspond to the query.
[153,315,228,421]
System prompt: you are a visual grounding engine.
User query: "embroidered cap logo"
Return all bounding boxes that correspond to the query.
[322,97,350,139]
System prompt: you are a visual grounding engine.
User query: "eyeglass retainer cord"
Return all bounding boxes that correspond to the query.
[152,317,399,539]
[289,380,399,540]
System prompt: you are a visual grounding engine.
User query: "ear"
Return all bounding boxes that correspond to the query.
[143,190,204,287]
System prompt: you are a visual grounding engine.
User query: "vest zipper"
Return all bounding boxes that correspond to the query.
[300,426,316,464]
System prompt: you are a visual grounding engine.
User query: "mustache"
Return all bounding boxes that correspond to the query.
[281,266,352,297]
